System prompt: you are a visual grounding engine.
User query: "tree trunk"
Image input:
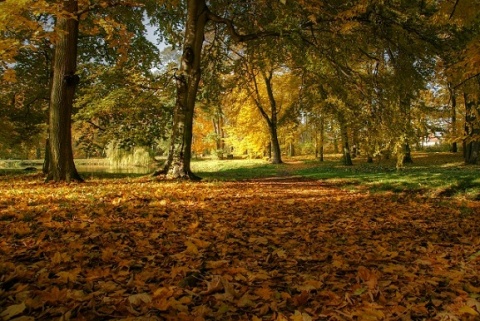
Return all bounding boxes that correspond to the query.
[333,133,339,154]
[448,82,458,153]
[319,116,324,162]
[338,114,352,166]
[288,141,295,157]
[263,71,282,164]
[153,0,207,179]
[396,96,414,167]
[269,126,282,164]
[45,0,82,182]
[42,138,50,175]
[463,92,480,164]
[403,142,413,163]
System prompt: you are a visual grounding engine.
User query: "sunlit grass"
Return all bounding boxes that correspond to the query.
[2,152,479,198]
[193,152,480,199]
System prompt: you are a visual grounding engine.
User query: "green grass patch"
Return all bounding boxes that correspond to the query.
[2,152,479,198]
[193,153,480,198]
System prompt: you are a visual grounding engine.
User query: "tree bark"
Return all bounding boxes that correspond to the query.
[262,71,283,164]
[463,92,480,164]
[448,82,458,153]
[45,0,82,182]
[318,116,324,162]
[42,138,50,175]
[153,0,207,179]
[338,114,352,166]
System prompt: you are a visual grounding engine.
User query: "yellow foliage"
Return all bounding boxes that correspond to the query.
[224,70,301,157]
[192,107,217,155]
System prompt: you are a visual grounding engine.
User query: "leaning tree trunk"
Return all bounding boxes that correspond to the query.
[46,0,82,182]
[153,0,207,179]
[263,71,282,164]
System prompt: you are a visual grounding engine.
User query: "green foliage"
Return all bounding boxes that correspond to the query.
[74,65,173,157]
[105,142,153,168]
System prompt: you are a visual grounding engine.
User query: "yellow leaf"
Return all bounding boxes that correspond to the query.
[273,248,287,259]
[52,251,71,265]
[163,220,176,231]
[295,279,323,292]
[276,314,289,321]
[128,293,152,305]
[2,69,17,83]
[0,302,26,320]
[292,310,313,321]
[236,293,257,308]
[248,236,268,245]
[56,268,80,284]
[153,287,175,298]
[206,260,229,269]
[254,287,273,299]
[190,237,211,248]
[101,247,115,261]
[459,305,479,316]
[184,240,199,254]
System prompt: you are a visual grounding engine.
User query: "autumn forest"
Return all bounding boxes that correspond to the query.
[1,0,480,320]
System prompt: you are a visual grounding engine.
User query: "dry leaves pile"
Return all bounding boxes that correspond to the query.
[0,176,479,320]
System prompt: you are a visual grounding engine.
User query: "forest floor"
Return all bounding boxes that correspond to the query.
[1,153,480,320]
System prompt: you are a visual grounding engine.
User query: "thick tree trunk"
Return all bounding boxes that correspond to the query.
[45,0,82,182]
[153,0,207,179]
[463,92,480,164]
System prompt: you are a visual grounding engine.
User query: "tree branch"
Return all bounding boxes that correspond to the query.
[86,120,105,131]
[206,11,286,42]
[449,0,460,20]
[454,72,480,89]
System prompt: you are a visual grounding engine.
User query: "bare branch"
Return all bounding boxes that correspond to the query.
[86,120,105,131]
[449,0,460,20]
[454,72,480,89]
